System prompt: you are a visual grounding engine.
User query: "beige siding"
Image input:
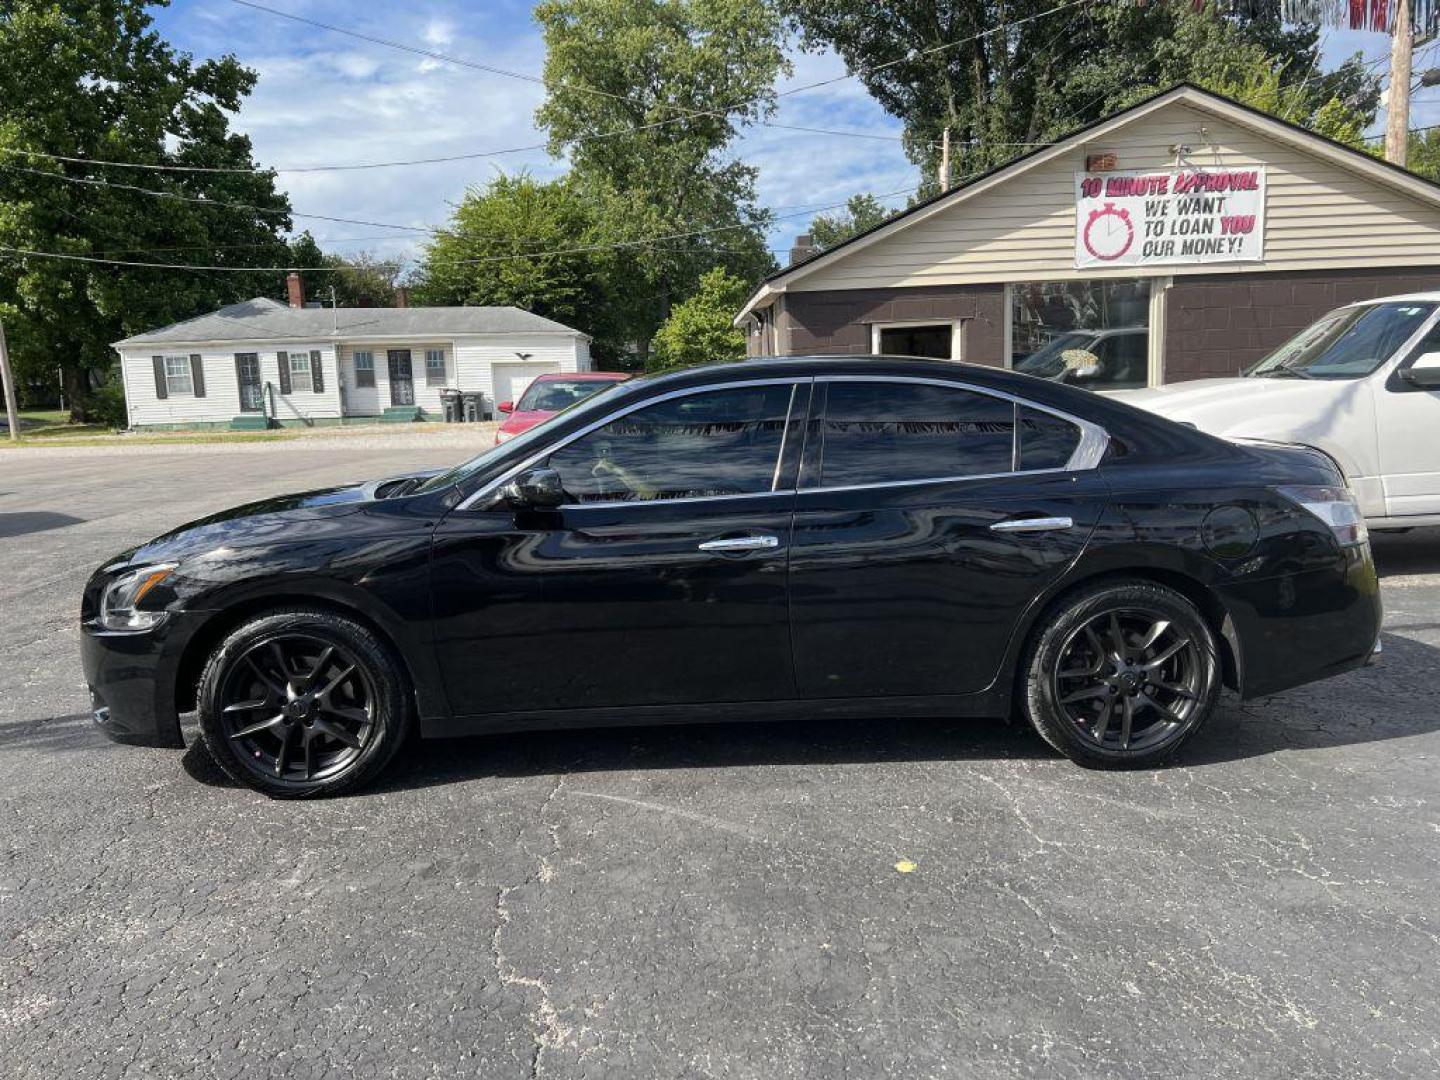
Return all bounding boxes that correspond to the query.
[120,343,341,427]
[795,102,1440,292]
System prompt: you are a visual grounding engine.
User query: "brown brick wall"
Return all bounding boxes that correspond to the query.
[1165,267,1440,382]
[779,285,1007,365]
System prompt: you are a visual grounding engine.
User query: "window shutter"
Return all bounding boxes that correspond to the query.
[277,351,292,395]
[190,354,206,398]
[152,356,168,400]
[311,349,324,393]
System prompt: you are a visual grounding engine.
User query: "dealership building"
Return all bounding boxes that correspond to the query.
[738,84,1440,390]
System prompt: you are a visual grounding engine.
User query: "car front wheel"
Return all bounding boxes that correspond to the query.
[197,608,412,797]
[1020,581,1221,768]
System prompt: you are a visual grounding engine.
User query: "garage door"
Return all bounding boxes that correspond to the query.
[492,362,561,408]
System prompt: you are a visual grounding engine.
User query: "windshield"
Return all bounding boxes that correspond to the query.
[415,379,633,494]
[1248,302,1437,380]
[517,378,620,412]
[1014,332,1096,378]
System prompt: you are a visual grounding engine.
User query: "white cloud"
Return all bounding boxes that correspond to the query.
[164,2,914,267]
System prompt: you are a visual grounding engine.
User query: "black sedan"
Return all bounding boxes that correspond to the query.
[82,357,1382,797]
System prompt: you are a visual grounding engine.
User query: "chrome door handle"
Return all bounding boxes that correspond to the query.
[989,516,1074,533]
[698,535,780,553]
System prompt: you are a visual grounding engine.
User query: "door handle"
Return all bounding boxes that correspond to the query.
[698,535,780,553]
[989,516,1074,533]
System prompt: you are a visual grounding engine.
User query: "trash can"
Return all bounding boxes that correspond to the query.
[439,389,461,423]
[461,391,484,422]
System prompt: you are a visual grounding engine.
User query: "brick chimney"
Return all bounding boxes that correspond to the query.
[788,233,816,266]
[394,285,410,309]
[286,272,305,309]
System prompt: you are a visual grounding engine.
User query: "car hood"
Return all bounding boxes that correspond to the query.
[500,409,554,432]
[1111,377,1354,436]
[118,469,443,565]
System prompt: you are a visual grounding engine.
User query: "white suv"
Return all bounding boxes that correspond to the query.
[1116,293,1440,529]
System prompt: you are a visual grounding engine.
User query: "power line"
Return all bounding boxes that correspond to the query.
[0,163,434,233]
[0,0,1087,177]
[0,187,921,273]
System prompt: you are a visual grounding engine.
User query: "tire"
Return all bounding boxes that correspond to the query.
[1019,580,1221,769]
[197,607,413,797]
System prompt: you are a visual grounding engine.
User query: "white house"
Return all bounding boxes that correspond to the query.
[112,278,592,429]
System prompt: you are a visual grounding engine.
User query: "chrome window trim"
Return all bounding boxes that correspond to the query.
[809,374,1110,487]
[454,377,810,511]
[806,467,1070,497]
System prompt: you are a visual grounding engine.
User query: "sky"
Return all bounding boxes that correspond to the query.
[148,1,1440,272]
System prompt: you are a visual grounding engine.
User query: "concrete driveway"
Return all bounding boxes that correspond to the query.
[2,441,1438,1079]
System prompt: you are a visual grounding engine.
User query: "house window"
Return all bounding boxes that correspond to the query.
[872,322,961,360]
[354,351,375,388]
[289,351,313,393]
[1010,279,1151,391]
[425,348,446,386]
[163,355,193,396]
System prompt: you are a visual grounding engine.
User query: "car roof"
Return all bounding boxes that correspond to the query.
[622,355,1214,450]
[1346,291,1440,306]
[533,371,630,382]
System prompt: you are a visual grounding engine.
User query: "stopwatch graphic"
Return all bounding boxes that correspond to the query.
[1082,202,1134,261]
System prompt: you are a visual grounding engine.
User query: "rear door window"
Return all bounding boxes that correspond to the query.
[818,381,1016,487]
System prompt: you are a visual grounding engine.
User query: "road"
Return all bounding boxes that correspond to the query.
[2,439,1438,1079]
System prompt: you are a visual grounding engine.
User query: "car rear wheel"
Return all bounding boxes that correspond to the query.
[197,608,412,797]
[1020,581,1220,768]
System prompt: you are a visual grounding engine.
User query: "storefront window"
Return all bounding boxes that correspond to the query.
[1011,280,1150,390]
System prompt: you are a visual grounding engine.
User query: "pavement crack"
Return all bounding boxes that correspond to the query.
[489,773,571,1078]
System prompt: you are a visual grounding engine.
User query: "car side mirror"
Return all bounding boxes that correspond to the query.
[1400,352,1440,389]
[498,400,514,413]
[501,467,565,509]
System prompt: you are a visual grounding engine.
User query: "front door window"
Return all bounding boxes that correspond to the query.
[388,350,414,406]
[546,383,796,503]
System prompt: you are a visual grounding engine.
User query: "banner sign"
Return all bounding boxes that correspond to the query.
[1074,167,1265,269]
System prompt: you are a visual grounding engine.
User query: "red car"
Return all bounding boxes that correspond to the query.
[494,371,630,444]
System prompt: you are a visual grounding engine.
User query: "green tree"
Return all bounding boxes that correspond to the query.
[807,194,891,251]
[781,0,1379,193]
[413,172,617,346]
[651,266,750,370]
[0,0,294,418]
[286,232,402,308]
[1408,128,1440,181]
[534,0,785,362]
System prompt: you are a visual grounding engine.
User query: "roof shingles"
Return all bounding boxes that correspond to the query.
[114,299,585,347]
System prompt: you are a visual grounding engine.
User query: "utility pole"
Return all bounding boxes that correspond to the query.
[0,318,20,443]
[1385,0,1413,166]
[939,126,952,191]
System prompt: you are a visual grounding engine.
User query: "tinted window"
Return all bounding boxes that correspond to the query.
[548,383,795,503]
[820,382,1015,487]
[1017,406,1081,469]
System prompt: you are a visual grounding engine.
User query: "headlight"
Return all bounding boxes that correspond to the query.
[495,429,516,444]
[99,564,178,631]
[1273,485,1368,548]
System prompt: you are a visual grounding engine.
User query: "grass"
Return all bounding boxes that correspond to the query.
[0,416,483,448]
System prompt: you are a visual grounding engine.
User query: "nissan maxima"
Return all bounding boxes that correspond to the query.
[82,357,1381,797]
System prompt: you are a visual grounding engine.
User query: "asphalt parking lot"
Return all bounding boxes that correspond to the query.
[2,439,1438,1079]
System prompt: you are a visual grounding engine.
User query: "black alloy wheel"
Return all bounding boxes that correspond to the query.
[1021,581,1220,768]
[198,609,411,797]
[1052,610,1204,752]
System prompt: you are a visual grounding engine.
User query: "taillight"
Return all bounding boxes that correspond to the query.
[1273,485,1368,547]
